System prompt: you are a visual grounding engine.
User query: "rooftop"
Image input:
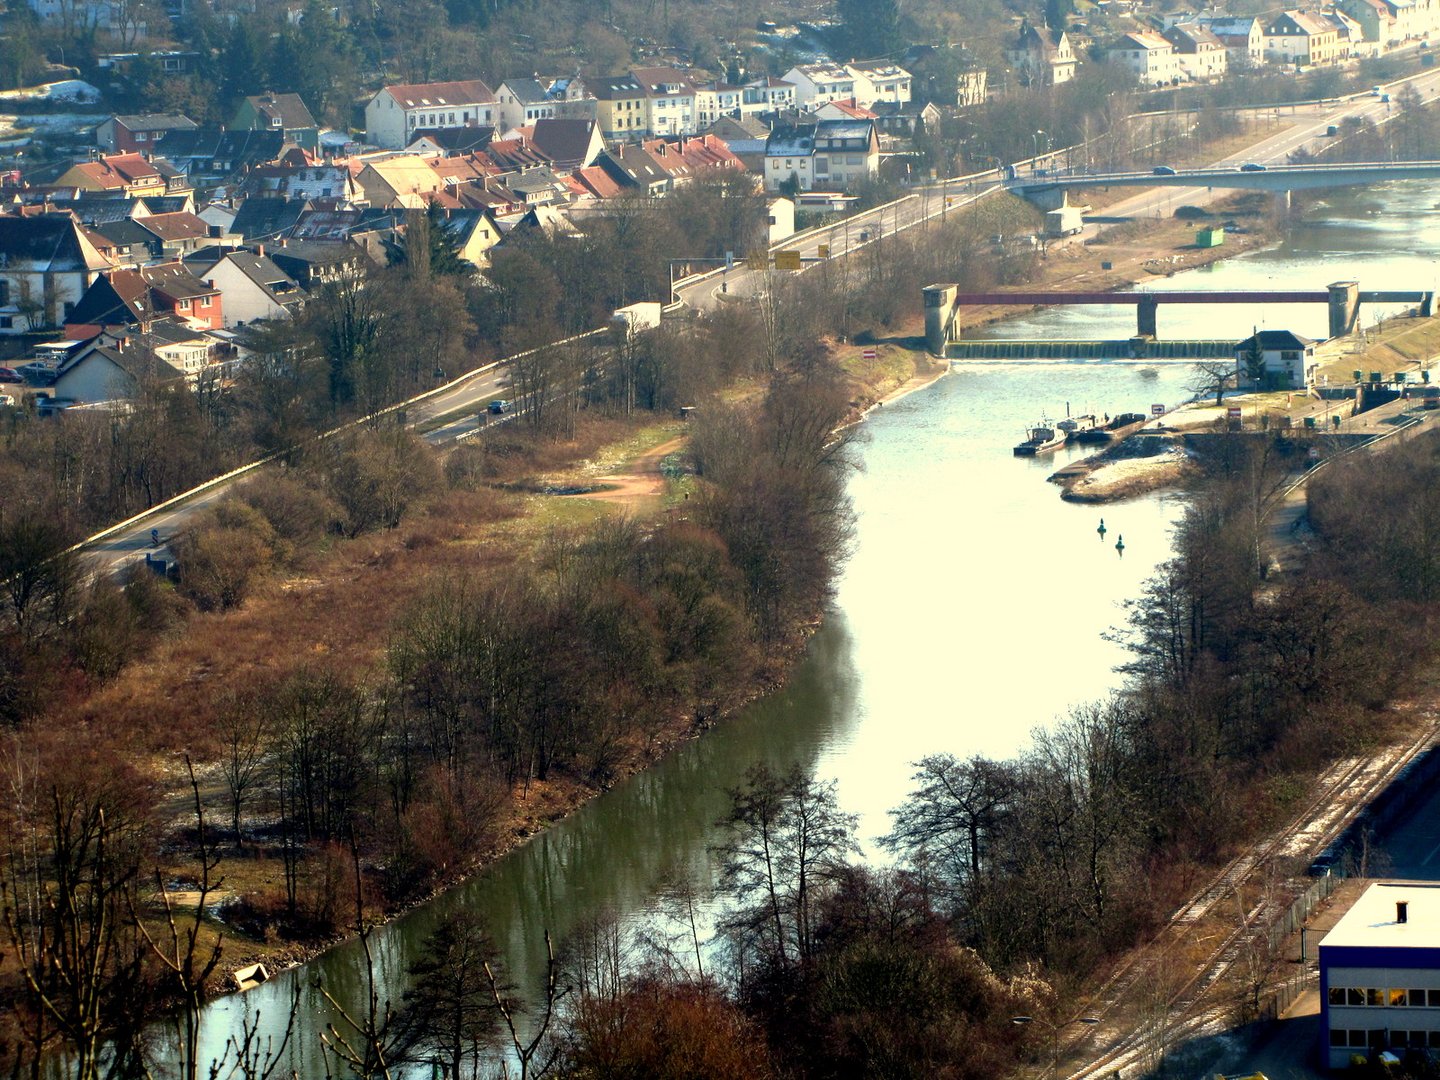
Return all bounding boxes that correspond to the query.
[1320,882,1440,951]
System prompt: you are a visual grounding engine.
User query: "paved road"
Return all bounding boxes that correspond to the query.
[89,363,517,581]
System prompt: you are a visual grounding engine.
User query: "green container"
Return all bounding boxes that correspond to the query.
[1305,415,1317,429]
[1196,227,1225,248]
[1396,372,1408,383]
[1424,370,1432,383]
[1353,369,1363,382]
[1370,371,1383,383]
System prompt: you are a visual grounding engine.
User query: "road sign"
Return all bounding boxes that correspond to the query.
[862,349,877,360]
[774,250,802,271]
[818,244,831,258]
[1151,403,1166,418]
[725,250,734,271]
[1226,406,1242,420]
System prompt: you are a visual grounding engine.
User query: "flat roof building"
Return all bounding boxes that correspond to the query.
[1320,882,1440,1069]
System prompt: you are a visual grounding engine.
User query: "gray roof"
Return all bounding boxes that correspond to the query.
[502,78,550,103]
[231,197,311,241]
[112,113,198,132]
[526,118,597,167]
[0,215,110,271]
[766,123,817,157]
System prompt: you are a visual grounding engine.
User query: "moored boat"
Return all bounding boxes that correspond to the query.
[1013,422,1065,456]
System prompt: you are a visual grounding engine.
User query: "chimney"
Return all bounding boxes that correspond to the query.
[256,243,265,257]
[1399,901,1409,924]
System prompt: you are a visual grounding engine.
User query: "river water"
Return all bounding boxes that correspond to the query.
[188,181,1440,1074]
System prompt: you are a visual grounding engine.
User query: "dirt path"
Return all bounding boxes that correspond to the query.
[565,435,687,509]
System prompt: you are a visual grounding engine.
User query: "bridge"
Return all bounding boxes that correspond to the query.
[923,281,1435,355]
[1006,161,1440,200]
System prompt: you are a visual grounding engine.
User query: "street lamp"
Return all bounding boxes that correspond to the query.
[1012,1014,1101,1079]
[1032,129,1048,164]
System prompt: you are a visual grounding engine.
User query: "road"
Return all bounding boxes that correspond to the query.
[87,361,518,581]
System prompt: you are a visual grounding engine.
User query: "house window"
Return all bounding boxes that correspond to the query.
[0,281,8,305]
[200,296,211,308]
[271,116,283,127]
[815,156,829,172]
[0,317,12,329]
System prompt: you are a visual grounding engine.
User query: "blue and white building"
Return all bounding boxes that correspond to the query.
[1321,882,1440,1069]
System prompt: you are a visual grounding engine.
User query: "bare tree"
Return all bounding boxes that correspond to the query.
[1189,359,1235,407]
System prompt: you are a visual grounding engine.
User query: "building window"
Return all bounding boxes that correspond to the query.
[0,316,12,329]
[0,281,8,305]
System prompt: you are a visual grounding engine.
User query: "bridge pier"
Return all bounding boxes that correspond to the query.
[924,283,959,355]
[1273,190,1292,214]
[1329,281,1360,338]
[1137,296,1158,338]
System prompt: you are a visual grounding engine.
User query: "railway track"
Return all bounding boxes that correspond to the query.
[1050,721,1439,1080]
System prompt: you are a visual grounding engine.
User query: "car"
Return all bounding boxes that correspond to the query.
[1327,124,1340,136]
[1372,85,1384,95]
[1239,162,1267,172]
[0,367,23,384]
[1153,165,1177,175]
[17,361,57,383]
[487,399,511,415]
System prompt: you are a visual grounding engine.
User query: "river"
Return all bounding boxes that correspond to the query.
[187,180,1440,1075]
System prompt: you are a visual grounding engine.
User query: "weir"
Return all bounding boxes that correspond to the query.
[946,339,1238,360]
[923,281,1435,354]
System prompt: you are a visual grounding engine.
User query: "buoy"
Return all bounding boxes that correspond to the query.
[1097,518,1107,538]
[1115,535,1125,555]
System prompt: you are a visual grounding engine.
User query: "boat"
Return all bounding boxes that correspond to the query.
[1057,414,1098,441]
[1013,422,1065,456]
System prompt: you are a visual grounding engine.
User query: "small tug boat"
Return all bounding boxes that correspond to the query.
[1013,422,1065,456]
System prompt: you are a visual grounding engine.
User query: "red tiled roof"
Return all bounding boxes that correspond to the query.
[384,79,495,109]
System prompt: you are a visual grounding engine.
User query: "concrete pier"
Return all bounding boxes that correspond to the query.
[924,283,958,355]
[1329,281,1360,338]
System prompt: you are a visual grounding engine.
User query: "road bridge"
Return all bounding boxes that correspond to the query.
[923,281,1435,354]
[1007,161,1440,203]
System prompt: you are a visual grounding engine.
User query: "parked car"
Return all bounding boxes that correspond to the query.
[1327,124,1340,136]
[0,367,23,384]
[17,361,57,384]
[1372,85,1384,95]
[1153,165,1177,175]
[1240,162,1267,172]
[487,399,511,415]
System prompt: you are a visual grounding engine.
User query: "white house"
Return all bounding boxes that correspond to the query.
[1320,882,1440,1070]
[1264,10,1343,67]
[763,119,878,193]
[364,79,496,150]
[741,77,797,118]
[694,83,744,128]
[1198,16,1266,67]
[844,61,912,107]
[633,67,700,138]
[1107,31,1182,85]
[781,64,858,108]
[1007,22,1079,87]
[0,215,112,335]
[1234,329,1318,389]
[1163,24,1230,81]
[187,250,302,326]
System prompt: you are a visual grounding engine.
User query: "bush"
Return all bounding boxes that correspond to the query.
[174,504,277,612]
[237,473,342,555]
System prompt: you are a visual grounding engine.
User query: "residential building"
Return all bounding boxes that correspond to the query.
[94,211,211,260]
[524,118,604,170]
[0,215,112,333]
[957,69,989,107]
[633,67,700,138]
[245,162,360,202]
[95,114,197,154]
[154,129,285,184]
[405,126,496,156]
[355,157,445,208]
[1198,16,1267,68]
[871,100,943,137]
[233,92,320,152]
[593,75,649,141]
[694,83,744,128]
[52,342,187,403]
[1337,0,1399,47]
[1320,882,1440,1070]
[265,239,368,288]
[1163,24,1230,81]
[597,144,673,196]
[844,60,912,107]
[66,262,222,332]
[763,119,878,193]
[52,153,186,199]
[1233,329,1317,389]
[704,116,770,171]
[434,208,500,269]
[741,77,797,117]
[364,80,497,150]
[781,63,858,108]
[1107,31,1182,85]
[1007,22,1079,87]
[811,100,876,123]
[493,76,595,133]
[186,249,302,325]
[1264,10,1343,66]
[1326,10,1371,58]
[230,197,310,242]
